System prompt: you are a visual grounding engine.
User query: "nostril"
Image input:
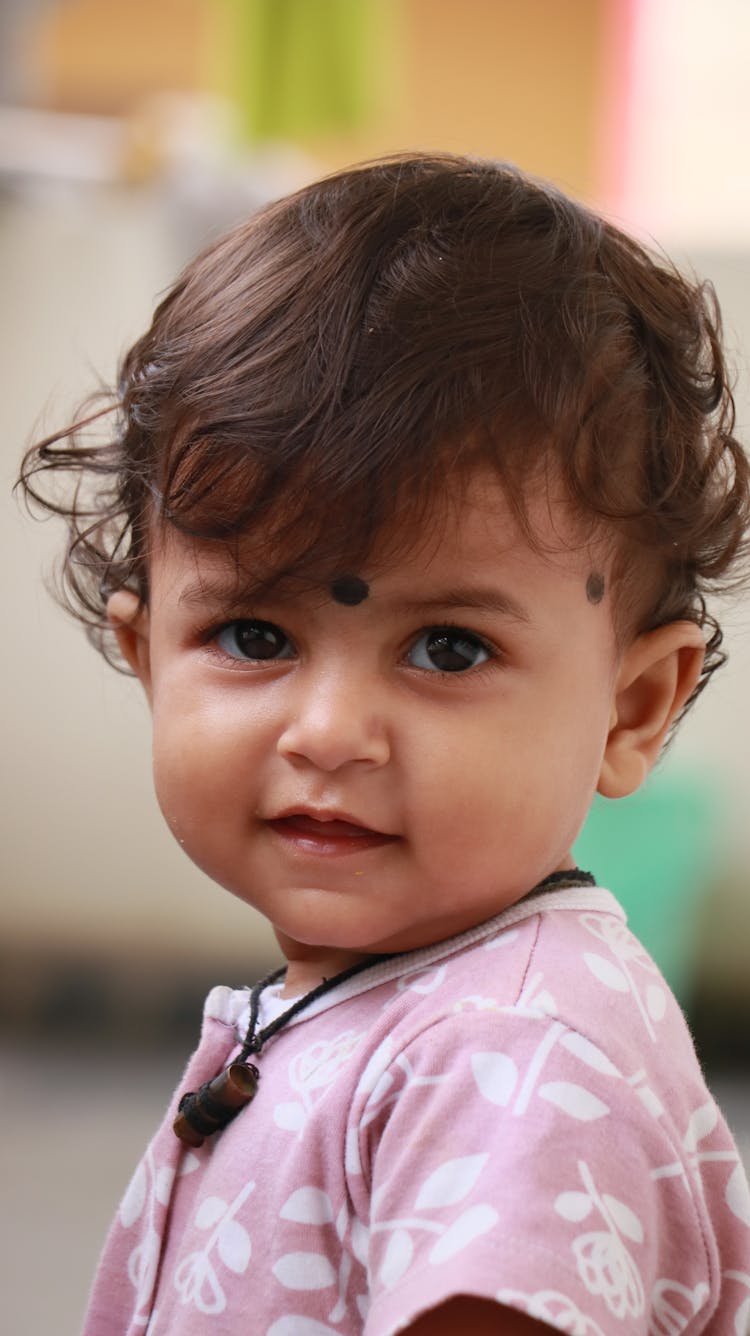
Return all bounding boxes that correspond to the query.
[276,711,390,772]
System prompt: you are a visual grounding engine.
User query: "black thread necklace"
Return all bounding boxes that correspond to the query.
[173,868,595,1146]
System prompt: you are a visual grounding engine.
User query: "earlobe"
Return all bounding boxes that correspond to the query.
[598,622,705,799]
[107,589,152,699]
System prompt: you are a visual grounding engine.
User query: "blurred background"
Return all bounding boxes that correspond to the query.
[2,0,749,1328]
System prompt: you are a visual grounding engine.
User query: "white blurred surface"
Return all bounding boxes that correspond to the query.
[2,186,278,967]
[618,0,750,247]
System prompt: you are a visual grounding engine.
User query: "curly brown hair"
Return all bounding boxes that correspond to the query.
[18,153,750,724]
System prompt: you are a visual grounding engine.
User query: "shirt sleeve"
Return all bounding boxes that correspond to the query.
[349,1006,717,1336]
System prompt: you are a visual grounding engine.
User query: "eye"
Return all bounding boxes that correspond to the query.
[408,626,491,673]
[215,619,294,662]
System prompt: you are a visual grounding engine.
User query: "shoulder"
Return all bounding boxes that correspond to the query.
[362,897,664,1057]
[362,901,721,1169]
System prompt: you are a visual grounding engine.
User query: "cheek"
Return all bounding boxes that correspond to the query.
[150,741,204,842]
[148,681,282,821]
[149,699,233,832]
[409,678,608,843]
[405,715,512,835]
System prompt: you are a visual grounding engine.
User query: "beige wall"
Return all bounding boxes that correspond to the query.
[2,189,276,972]
[317,0,608,201]
[27,0,609,199]
[28,0,213,113]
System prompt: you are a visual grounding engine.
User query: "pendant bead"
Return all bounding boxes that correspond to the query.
[173,1062,259,1147]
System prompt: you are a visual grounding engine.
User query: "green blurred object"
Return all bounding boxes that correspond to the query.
[225,0,381,141]
[573,771,720,1006]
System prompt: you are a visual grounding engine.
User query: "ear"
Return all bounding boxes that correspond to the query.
[107,589,152,702]
[598,622,705,799]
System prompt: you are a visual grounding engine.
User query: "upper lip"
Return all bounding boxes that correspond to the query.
[267,806,393,836]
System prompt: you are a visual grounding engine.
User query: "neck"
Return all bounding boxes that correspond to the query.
[276,939,370,997]
[274,867,594,997]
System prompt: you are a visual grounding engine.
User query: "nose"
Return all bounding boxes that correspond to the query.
[276,668,391,773]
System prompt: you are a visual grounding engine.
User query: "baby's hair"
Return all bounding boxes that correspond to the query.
[19,153,750,726]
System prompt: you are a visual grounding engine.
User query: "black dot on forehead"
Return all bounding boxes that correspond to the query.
[586,572,606,605]
[330,575,370,606]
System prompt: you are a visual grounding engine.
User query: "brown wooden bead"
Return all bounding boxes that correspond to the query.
[173,1062,259,1147]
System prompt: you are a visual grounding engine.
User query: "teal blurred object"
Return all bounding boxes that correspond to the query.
[573,771,720,1006]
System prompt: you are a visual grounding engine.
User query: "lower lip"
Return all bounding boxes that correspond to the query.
[266,818,397,857]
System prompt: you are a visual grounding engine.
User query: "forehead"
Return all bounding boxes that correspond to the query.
[149,470,606,608]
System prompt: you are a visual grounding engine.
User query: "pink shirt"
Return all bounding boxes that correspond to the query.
[82,885,750,1334]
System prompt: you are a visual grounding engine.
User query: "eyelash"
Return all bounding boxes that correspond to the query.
[406,623,496,675]
[202,618,500,676]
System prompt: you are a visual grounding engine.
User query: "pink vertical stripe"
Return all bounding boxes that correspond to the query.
[594,0,641,213]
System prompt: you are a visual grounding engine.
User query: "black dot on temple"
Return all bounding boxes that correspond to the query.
[586,572,606,604]
[330,575,370,606]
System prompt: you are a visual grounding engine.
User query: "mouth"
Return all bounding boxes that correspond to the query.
[266,810,398,856]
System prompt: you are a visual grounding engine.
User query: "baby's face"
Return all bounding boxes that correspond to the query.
[117,470,632,985]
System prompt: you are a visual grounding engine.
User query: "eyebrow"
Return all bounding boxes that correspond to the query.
[177,578,291,610]
[394,586,532,624]
[176,579,531,624]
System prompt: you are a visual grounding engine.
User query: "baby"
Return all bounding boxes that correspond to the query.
[21,155,750,1334]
